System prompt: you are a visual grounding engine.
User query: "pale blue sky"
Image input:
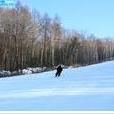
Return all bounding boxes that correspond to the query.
[19,0,114,38]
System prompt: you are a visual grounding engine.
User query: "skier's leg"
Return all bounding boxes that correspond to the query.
[55,72,58,77]
[58,72,61,77]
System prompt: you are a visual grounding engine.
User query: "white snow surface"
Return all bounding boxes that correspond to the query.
[0,61,114,111]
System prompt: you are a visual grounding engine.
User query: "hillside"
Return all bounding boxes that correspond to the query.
[0,61,114,111]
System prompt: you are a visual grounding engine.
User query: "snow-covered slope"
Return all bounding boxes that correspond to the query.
[0,61,114,111]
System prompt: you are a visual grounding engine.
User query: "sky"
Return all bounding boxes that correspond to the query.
[15,0,114,38]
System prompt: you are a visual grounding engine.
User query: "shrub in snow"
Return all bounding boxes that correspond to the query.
[27,68,33,71]
[68,66,73,69]
[42,67,47,71]
[69,64,81,68]
[32,68,37,73]
[6,71,11,76]
[0,71,5,76]
[36,67,42,71]
[22,69,32,74]
[32,67,42,73]
[0,70,11,76]
[11,71,19,75]
[62,65,68,69]
[0,66,57,77]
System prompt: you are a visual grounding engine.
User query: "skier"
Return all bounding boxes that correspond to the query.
[55,65,63,77]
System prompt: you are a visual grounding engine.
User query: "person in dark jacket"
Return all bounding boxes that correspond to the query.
[55,65,63,77]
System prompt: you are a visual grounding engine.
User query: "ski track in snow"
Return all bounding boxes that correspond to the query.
[1,87,114,99]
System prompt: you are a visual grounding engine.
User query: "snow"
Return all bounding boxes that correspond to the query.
[0,61,114,111]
